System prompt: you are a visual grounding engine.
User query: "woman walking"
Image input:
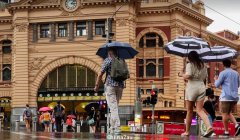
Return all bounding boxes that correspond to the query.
[87,107,97,133]
[42,111,51,132]
[180,51,213,137]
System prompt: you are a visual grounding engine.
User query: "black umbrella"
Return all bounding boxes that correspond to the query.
[84,102,99,111]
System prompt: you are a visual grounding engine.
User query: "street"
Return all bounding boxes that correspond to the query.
[0,131,240,140]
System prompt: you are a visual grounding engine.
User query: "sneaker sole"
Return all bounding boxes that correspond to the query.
[235,126,240,136]
[203,130,214,138]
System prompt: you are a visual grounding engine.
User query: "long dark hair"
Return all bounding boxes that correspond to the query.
[188,51,204,70]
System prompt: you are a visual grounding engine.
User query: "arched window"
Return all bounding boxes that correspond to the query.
[2,64,11,81]
[138,32,164,48]
[146,59,156,77]
[169,102,172,107]
[40,65,102,89]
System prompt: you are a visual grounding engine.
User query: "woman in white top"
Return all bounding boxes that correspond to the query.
[180,51,214,137]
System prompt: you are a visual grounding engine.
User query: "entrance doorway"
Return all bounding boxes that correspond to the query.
[37,64,106,132]
[0,97,11,130]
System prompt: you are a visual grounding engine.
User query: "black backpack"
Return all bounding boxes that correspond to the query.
[25,109,32,118]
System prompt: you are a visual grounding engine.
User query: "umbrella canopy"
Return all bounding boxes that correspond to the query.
[201,46,238,62]
[39,107,52,112]
[164,36,211,57]
[84,102,99,111]
[67,114,76,118]
[96,41,138,59]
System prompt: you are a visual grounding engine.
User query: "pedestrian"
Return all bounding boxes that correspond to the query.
[87,107,97,133]
[79,115,88,132]
[53,101,64,132]
[51,116,56,132]
[203,87,217,136]
[38,112,44,131]
[96,110,101,132]
[94,47,125,135]
[179,51,213,137]
[214,59,240,137]
[23,104,32,131]
[66,116,73,132]
[42,111,51,132]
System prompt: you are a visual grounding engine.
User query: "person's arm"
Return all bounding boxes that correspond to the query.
[214,72,224,88]
[94,59,109,92]
[183,63,192,80]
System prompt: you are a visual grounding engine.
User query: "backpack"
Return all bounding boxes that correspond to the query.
[25,109,31,118]
[110,57,130,81]
[55,105,63,117]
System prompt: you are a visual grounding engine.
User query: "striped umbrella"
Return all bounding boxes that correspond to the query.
[201,46,238,62]
[164,36,211,57]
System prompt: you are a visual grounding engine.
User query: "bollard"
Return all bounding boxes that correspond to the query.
[77,124,80,133]
[101,126,105,133]
[15,120,20,132]
[32,121,37,132]
[49,123,52,132]
[63,124,67,132]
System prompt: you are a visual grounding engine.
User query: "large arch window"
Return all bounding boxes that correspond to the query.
[2,64,11,81]
[138,32,164,48]
[40,65,102,89]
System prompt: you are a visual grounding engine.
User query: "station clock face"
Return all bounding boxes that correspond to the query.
[65,0,78,11]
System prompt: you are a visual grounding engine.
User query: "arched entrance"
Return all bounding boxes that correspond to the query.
[0,97,11,130]
[37,64,106,121]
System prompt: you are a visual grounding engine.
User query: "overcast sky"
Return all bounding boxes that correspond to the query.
[196,0,239,34]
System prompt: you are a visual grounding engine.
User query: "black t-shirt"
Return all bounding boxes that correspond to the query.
[203,100,216,121]
[54,105,64,117]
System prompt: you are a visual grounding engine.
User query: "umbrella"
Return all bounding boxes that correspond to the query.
[201,46,238,62]
[39,107,52,112]
[96,41,139,59]
[84,102,99,111]
[164,36,211,57]
[67,114,76,118]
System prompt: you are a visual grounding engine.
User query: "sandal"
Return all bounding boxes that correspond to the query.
[203,128,214,138]
[181,132,190,137]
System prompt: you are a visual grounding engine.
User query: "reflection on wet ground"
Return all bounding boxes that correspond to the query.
[0,131,238,140]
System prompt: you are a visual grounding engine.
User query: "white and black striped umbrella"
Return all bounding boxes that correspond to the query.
[201,46,238,62]
[164,36,211,57]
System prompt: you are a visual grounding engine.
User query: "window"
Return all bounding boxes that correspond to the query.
[164,101,168,107]
[146,89,151,94]
[159,58,164,78]
[2,40,11,54]
[39,65,101,89]
[138,32,164,48]
[169,102,172,107]
[58,23,68,37]
[40,24,50,38]
[146,59,156,77]
[138,59,144,77]
[139,37,144,48]
[2,64,11,81]
[95,21,105,35]
[76,22,86,36]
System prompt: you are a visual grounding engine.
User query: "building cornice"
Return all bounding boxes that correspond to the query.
[0,16,12,23]
[138,3,213,25]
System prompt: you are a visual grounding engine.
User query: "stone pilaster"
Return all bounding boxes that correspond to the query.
[87,20,93,40]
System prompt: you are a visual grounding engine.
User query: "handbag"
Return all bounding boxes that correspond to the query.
[88,111,95,125]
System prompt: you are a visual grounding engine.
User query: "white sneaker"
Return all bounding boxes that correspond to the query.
[211,133,216,137]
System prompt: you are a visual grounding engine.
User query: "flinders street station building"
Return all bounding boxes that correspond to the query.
[0,0,240,128]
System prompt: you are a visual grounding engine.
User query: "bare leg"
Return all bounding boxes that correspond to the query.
[222,113,229,132]
[184,100,194,134]
[196,99,212,130]
[229,113,238,125]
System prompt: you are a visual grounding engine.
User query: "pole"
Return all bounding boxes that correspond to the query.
[152,105,155,134]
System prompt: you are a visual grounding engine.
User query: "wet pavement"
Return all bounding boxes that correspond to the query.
[0,131,240,140]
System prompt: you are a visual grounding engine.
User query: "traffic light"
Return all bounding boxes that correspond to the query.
[150,89,158,105]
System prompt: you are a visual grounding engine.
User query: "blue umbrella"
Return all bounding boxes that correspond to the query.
[96,41,138,59]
